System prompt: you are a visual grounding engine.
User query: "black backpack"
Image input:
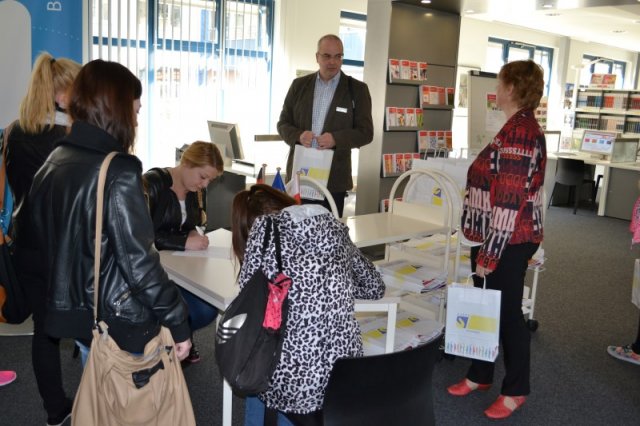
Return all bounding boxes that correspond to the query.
[215,217,292,397]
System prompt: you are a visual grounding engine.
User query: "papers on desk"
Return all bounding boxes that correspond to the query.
[377,259,447,293]
[358,310,443,356]
[171,228,233,260]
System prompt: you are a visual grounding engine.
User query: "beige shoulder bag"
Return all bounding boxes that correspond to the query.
[71,152,196,426]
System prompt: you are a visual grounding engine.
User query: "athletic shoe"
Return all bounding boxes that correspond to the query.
[607,344,640,366]
[0,370,16,386]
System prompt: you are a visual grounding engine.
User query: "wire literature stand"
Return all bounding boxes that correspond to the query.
[396,160,545,332]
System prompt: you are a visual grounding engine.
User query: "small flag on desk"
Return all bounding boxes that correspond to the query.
[288,171,302,204]
[256,163,266,184]
[272,167,286,192]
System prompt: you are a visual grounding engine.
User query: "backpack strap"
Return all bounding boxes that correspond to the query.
[272,220,283,273]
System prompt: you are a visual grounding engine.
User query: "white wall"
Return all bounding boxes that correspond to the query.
[257,0,368,172]
[0,1,31,128]
[271,0,368,127]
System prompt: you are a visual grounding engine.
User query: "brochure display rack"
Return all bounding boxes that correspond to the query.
[357,0,460,214]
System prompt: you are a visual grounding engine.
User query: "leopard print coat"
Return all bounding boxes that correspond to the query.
[238,204,385,414]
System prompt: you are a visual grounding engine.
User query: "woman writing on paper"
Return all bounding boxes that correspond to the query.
[28,59,192,364]
[143,141,223,363]
[5,52,81,426]
[231,185,385,425]
[447,60,546,419]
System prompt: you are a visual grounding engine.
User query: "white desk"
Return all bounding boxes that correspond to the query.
[159,231,399,426]
[342,212,447,248]
[548,152,611,216]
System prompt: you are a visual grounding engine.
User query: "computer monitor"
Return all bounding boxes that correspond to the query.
[207,120,244,166]
[580,130,616,158]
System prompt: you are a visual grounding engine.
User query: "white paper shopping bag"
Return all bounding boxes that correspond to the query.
[291,145,333,200]
[632,259,640,309]
[445,279,501,362]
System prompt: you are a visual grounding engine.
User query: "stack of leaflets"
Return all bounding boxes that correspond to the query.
[377,259,447,293]
[358,310,443,356]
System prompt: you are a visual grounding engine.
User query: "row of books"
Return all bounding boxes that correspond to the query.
[625,118,640,134]
[382,152,421,177]
[388,58,428,82]
[602,93,628,109]
[578,92,640,110]
[385,106,424,129]
[420,85,455,106]
[575,113,600,130]
[600,116,625,132]
[629,95,640,110]
[417,130,452,152]
[577,92,603,108]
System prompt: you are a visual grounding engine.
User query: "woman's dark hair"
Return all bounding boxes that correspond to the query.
[498,59,544,110]
[231,184,297,264]
[68,59,142,153]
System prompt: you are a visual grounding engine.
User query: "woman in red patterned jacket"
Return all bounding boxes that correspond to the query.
[447,60,546,420]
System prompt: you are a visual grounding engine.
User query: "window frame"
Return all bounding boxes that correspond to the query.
[582,54,626,89]
[339,10,366,69]
[487,37,554,96]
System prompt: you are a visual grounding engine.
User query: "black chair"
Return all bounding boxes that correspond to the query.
[322,338,439,426]
[547,157,595,214]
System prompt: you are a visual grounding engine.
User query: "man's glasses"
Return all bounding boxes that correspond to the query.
[318,53,344,61]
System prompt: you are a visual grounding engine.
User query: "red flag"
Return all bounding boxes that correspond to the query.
[256,163,266,184]
[288,171,302,204]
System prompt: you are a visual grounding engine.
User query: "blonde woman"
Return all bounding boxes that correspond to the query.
[6,51,81,426]
[144,141,223,363]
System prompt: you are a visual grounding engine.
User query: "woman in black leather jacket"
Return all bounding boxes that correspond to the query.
[143,141,223,363]
[6,52,81,426]
[28,60,191,369]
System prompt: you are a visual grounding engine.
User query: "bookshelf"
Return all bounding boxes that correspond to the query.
[574,88,640,136]
[357,0,460,214]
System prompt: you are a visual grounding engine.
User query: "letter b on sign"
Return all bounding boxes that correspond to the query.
[47,2,62,11]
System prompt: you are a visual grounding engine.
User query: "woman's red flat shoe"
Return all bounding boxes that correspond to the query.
[447,379,491,396]
[484,395,526,419]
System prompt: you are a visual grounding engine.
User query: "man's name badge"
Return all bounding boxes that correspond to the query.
[336,107,348,113]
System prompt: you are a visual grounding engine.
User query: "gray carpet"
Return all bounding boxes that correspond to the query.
[1,204,640,425]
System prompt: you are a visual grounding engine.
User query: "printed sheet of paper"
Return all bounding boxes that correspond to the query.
[171,228,233,259]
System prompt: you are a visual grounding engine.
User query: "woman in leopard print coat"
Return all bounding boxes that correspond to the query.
[232,185,385,422]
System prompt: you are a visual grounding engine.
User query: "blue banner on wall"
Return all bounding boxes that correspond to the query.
[18,0,83,64]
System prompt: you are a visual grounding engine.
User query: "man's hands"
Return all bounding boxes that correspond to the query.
[299,130,335,149]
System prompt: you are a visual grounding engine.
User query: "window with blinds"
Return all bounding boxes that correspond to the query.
[88,0,274,169]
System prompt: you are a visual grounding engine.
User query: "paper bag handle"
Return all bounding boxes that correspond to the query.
[466,273,487,289]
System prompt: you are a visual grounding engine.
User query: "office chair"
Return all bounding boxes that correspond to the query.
[547,157,595,214]
[323,338,439,426]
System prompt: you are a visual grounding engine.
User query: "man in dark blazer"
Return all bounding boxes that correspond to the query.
[277,34,374,217]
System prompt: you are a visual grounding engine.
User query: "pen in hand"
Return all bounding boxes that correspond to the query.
[195,226,205,236]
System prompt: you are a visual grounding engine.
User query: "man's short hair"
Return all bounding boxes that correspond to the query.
[317,34,343,52]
